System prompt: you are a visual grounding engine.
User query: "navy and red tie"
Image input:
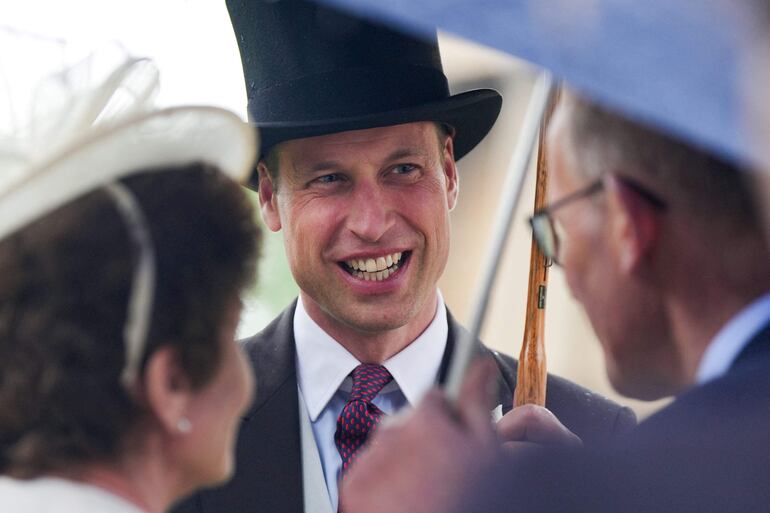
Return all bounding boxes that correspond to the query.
[334,364,394,474]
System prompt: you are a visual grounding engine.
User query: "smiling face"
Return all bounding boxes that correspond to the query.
[259,122,458,349]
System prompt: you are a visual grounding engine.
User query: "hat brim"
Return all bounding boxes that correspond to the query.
[0,106,257,239]
[251,88,502,188]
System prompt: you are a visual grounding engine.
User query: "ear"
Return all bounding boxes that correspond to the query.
[441,136,459,211]
[143,346,194,436]
[256,161,282,232]
[605,175,662,274]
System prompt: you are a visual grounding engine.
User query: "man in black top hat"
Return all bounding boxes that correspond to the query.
[172,2,635,513]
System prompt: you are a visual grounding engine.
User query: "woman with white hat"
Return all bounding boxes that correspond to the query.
[0,53,261,512]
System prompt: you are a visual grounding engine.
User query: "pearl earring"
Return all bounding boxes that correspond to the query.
[177,417,192,434]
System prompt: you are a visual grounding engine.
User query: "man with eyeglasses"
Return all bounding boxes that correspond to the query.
[339,90,770,513]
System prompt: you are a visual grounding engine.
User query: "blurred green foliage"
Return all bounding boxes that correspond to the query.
[238,190,298,337]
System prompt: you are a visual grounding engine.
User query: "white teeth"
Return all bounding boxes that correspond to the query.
[354,264,398,281]
[345,252,404,271]
[344,251,406,281]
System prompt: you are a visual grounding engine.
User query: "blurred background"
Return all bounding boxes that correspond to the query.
[1,0,669,418]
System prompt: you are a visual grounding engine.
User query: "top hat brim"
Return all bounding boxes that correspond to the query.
[250,88,502,188]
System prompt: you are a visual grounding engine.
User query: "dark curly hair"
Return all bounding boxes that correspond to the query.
[0,163,260,477]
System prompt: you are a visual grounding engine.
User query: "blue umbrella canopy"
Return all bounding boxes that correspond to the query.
[314,0,767,168]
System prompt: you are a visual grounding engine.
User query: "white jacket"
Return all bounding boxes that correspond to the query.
[0,477,144,513]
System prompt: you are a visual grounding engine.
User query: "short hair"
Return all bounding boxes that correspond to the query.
[259,121,454,185]
[0,163,260,477]
[560,93,761,235]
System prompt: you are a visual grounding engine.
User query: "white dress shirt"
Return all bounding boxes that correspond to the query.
[0,477,144,513]
[294,291,448,511]
[696,291,770,384]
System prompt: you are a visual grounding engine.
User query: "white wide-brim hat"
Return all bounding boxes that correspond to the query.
[0,55,257,239]
[0,49,258,386]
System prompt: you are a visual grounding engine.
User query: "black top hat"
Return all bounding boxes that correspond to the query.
[227,0,502,180]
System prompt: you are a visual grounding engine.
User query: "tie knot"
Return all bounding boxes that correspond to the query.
[349,364,393,402]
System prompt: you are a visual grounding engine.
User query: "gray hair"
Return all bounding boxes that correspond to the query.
[560,92,761,235]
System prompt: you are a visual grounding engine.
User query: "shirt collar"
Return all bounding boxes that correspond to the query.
[696,291,770,384]
[381,292,447,406]
[294,291,448,421]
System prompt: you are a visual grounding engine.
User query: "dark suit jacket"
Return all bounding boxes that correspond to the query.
[469,320,770,513]
[173,302,636,513]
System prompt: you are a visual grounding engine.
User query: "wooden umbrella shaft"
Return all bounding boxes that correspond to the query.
[444,73,554,402]
[513,112,552,407]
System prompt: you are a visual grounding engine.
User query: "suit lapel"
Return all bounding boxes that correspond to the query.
[200,302,304,513]
[440,309,516,414]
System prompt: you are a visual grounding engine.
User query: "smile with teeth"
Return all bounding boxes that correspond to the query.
[342,251,406,281]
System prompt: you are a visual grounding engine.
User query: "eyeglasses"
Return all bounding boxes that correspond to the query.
[528,179,603,265]
[529,177,665,265]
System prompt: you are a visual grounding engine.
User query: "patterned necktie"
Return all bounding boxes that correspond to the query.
[334,364,394,474]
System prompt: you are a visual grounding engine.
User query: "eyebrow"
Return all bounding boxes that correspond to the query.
[385,148,432,162]
[302,147,431,174]
[306,160,343,173]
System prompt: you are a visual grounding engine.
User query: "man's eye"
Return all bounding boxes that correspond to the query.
[313,173,342,184]
[393,164,417,175]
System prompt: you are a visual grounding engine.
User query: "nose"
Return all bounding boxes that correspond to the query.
[346,180,393,242]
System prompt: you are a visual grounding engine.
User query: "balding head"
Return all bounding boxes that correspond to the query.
[555,92,762,241]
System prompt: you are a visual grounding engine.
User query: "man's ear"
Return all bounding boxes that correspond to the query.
[606,175,662,273]
[143,346,194,436]
[256,161,282,232]
[442,136,459,211]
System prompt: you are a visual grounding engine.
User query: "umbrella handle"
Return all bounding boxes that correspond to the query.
[445,72,555,403]
[513,88,559,407]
